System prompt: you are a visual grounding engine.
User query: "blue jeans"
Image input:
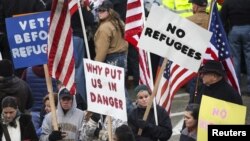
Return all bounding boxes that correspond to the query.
[105,52,127,72]
[228,25,250,93]
[73,36,87,106]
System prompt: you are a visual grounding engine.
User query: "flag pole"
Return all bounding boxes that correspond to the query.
[78,0,91,59]
[43,64,59,130]
[107,116,113,141]
[207,0,216,30]
[194,0,215,102]
[138,58,168,135]
[140,0,159,127]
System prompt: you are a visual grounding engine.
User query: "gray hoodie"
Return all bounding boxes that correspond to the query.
[40,87,84,141]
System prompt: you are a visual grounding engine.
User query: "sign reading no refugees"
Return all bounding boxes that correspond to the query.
[138,5,212,72]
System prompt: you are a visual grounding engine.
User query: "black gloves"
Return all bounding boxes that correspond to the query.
[91,113,101,123]
[49,130,63,141]
[137,119,153,129]
[94,122,102,137]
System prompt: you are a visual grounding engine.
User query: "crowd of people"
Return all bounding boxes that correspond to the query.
[0,0,249,141]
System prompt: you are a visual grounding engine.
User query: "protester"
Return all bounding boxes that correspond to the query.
[21,65,58,136]
[113,124,136,141]
[36,93,58,138]
[128,84,172,141]
[220,0,250,96]
[80,112,126,141]
[40,87,84,141]
[94,0,128,65]
[179,103,200,141]
[0,96,38,141]
[0,59,33,113]
[193,60,243,105]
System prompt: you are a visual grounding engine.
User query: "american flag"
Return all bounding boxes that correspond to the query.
[205,1,240,93]
[48,0,78,94]
[155,59,196,113]
[125,0,152,89]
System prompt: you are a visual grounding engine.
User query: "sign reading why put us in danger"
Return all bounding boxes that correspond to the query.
[6,11,50,69]
[83,59,127,121]
[138,5,212,72]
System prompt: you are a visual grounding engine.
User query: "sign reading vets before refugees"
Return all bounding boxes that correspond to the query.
[5,11,50,69]
[138,5,212,72]
[83,59,127,121]
[197,95,247,141]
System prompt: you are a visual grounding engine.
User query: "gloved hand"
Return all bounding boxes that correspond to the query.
[137,119,153,129]
[91,113,100,123]
[94,122,102,137]
[49,130,63,141]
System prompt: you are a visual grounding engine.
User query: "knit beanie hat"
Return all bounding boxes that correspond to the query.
[134,85,151,95]
[0,59,14,77]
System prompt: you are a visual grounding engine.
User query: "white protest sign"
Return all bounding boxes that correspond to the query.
[138,5,212,72]
[83,59,127,121]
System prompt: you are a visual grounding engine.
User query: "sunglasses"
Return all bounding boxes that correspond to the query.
[97,8,108,12]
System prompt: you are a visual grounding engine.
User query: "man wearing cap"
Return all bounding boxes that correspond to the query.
[128,84,172,141]
[196,60,243,105]
[40,87,84,141]
[0,59,33,113]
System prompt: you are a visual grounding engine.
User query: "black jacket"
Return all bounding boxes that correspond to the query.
[179,134,196,141]
[195,79,243,105]
[0,114,38,141]
[128,105,173,141]
[0,76,33,113]
[220,0,250,27]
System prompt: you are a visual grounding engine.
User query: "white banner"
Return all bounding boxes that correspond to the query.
[138,5,212,72]
[83,59,127,121]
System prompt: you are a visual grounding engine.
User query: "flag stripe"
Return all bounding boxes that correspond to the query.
[125,0,152,90]
[156,61,196,113]
[138,50,151,89]
[48,0,76,94]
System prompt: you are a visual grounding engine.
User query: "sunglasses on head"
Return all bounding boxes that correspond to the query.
[97,8,108,12]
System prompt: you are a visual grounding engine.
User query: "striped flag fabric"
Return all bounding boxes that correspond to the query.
[68,0,79,15]
[205,1,240,93]
[47,0,78,94]
[155,59,196,113]
[125,0,152,89]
